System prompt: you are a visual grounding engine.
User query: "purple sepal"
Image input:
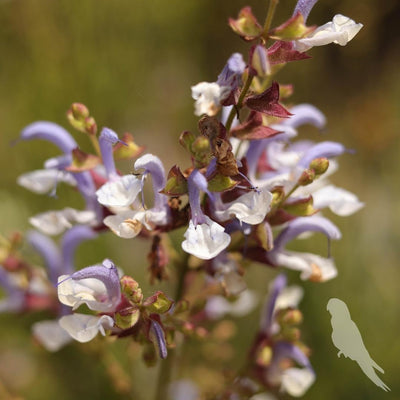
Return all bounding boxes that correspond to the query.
[293,0,319,22]
[261,274,287,333]
[298,141,346,168]
[99,128,119,180]
[283,104,326,129]
[273,216,341,251]
[70,258,121,304]
[187,170,208,225]
[61,225,97,274]
[150,320,168,359]
[217,53,246,91]
[27,230,63,284]
[273,341,313,371]
[20,121,77,154]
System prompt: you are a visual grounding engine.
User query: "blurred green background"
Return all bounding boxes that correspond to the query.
[0,0,399,399]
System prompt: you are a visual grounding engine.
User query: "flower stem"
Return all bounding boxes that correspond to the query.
[154,252,190,400]
[262,0,279,38]
[225,74,254,134]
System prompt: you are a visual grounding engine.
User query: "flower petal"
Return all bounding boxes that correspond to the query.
[32,320,72,352]
[96,174,142,207]
[59,314,114,343]
[182,217,231,260]
[312,185,364,216]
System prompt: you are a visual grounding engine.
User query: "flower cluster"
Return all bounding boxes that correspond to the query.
[0,0,363,398]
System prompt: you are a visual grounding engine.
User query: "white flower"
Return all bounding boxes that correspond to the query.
[281,368,316,397]
[59,314,114,343]
[32,320,72,352]
[214,190,273,225]
[17,169,75,194]
[96,174,142,207]
[312,185,364,216]
[205,290,258,319]
[181,216,231,260]
[295,14,363,52]
[270,251,337,282]
[29,208,97,236]
[58,269,120,313]
[191,82,230,116]
[103,210,148,239]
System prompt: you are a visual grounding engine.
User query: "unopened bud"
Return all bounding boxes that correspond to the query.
[309,157,329,176]
[298,169,315,186]
[84,116,97,136]
[71,103,89,120]
[120,276,143,304]
[278,308,303,326]
[249,45,271,77]
[281,326,301,342]
[191,136,211,154]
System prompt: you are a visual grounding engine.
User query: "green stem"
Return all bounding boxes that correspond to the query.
[262,0,279,38]
[89,134,102,157]
[225,74,254,134]
[154,252,190,400]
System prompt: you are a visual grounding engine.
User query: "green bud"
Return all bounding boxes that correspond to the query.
[309,157,329,176]
[192,136,211,153]
[277,308,303,326]
[298,169,315,186]
[115,308,140,330]
[281,326,301,342]
[84,116,97,136]
[71,103,89,120]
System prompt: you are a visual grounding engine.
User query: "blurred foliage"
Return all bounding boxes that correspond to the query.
[0,0,399,399]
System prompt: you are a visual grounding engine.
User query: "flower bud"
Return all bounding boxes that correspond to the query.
[309,157,329,176]
[84,116,97,136]
[278,308,303,326]
[71,103,90,120]
[298,168,315,186]
[143,291,173,314]
[249,45,271,77]
[281,326,301,342]
[120,276,143,304]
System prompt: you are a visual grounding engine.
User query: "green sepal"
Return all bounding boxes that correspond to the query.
[143,291,173,314]
[269,12,316,41]
[162,165,188,196]
[114,308,140,330]
[207,173,238,192]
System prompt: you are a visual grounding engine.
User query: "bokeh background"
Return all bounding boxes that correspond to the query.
[0,0,399,399]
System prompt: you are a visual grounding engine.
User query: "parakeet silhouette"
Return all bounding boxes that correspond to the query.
[327,298,390,392]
